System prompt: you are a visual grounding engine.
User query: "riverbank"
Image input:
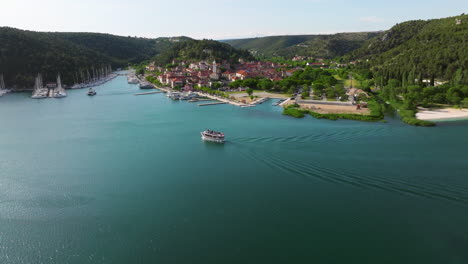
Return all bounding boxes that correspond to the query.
[416,107,468,121]
[283,103,384,122]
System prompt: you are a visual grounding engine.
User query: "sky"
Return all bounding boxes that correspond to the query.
[1,0,466,39]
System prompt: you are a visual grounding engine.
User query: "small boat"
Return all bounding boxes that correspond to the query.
[87,88,97,96]
[31,93,48,99]
[54,91,67,98]
[201,129,225,143]
[128,77,139,84]
[138,82,153,89]
[188,98,199,102]
[169,92,181,100]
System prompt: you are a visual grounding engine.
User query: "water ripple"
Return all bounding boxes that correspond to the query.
[238,146,468,205]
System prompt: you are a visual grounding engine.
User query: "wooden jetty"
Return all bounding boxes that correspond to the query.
[134,91,164,96]
[198,102,227,106]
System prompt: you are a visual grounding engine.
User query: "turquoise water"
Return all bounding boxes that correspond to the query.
[0,75,467,264]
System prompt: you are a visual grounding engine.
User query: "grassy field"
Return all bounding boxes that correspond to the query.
[334,74,361,88]
[226,90,263,94]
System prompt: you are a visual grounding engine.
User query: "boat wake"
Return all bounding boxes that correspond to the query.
[237,146,468,205]
[230,127,391,144]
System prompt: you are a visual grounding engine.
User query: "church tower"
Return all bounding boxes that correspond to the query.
[212,60,217,74]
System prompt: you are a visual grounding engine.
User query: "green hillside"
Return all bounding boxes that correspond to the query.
[153,39,254,66]
[223,32,379,59]
[0,27,188,88]
[348,14,468,84]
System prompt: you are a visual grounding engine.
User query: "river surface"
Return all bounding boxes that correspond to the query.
[0,75,467,264]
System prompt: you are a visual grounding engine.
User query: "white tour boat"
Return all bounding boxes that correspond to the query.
[201,129,225,143]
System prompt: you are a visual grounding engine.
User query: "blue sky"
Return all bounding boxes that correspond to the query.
[1,0,466,39]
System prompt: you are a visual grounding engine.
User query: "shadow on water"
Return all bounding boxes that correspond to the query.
[202,140,226,149]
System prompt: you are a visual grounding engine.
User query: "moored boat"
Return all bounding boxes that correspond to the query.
[31,74,48,99]
[201,129,225,143]
[53,74,67,98]
[169,92,181,100]
[138,82,153,89]
[87,88,97,96]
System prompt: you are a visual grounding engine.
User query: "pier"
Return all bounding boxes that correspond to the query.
[134,91,164,96]
[198,102,227,106]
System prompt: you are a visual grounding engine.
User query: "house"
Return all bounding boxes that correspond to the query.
[170,78,184,88]
[222,71,233,79]
[189,63,199,70]
[158,75,167,84]
[236,70,249,80]
[199,62,208,70]
[209,72,220,80]
[146,64,157,71]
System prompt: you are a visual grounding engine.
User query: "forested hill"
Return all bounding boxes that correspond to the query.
[153,39,254,66]
[347,14,468,84]
[0,27,189,88]
[222,32,379,59]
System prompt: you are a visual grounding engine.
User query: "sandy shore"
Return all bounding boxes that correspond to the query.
[416,108,468,121]
[296,103,370,115]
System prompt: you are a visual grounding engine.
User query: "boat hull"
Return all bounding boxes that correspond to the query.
[201,132,225,143]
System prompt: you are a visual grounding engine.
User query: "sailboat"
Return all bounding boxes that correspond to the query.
[0,74,5,96]
[31,74,48,99]
[0,74,10,96]
[53,74,67,98]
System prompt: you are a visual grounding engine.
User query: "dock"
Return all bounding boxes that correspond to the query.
[198,102,227,106]
[134,91,164,96]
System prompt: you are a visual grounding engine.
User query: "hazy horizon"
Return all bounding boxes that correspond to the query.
[1,0,467,39]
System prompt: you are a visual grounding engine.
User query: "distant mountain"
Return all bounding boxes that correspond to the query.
[153,39,254,66]
[0,27,189,88]
[222,32,380,59]
[348,14,468,84]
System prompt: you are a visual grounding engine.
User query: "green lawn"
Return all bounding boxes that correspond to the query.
[226,89,263,94]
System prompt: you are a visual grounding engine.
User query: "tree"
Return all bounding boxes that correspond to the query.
[462,98,468,108]
[246,87,254,97]
[258,79,274,90]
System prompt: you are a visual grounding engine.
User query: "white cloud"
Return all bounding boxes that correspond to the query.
[359,16,385,23]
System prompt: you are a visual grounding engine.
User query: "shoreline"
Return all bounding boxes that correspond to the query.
[416,108,468,121]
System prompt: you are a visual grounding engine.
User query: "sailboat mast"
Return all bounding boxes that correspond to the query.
[0,74,5,90]
[57,73,62,89]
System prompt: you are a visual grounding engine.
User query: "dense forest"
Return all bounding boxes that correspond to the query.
[153,39,254,66]
[346,14,468,86]
[0,27,189,88]
[342,14,468,124]
[223,32,379,59]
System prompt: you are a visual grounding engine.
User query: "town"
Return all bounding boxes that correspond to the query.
[140,57,373,117]
[144,58,352,92]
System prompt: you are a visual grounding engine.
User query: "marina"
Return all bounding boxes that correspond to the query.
[70,66,116,89]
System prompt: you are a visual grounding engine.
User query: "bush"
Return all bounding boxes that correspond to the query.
[309,111,382,122]
[283,107,307,118]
